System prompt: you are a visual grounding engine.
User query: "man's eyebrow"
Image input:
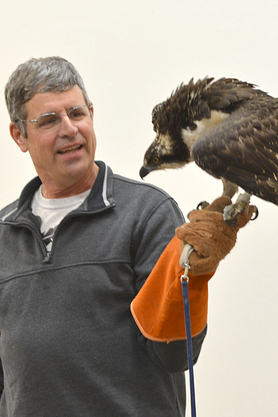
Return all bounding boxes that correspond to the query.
[39,105,84,115]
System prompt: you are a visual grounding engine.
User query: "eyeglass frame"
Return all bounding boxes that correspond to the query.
[16,104,94,131]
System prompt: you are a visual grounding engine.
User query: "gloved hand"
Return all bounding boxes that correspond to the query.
[176,196,256,276]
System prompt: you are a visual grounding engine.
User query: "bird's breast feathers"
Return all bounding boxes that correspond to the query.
[181,110,230,151]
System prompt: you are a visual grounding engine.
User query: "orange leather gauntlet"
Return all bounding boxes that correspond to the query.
[130,236,214,342]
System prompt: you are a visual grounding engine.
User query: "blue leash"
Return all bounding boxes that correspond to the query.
[180,244,197,417]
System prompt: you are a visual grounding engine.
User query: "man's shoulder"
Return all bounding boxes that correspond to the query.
[0,177,41,222]
[0,200,19,221]
[113,173,172,200]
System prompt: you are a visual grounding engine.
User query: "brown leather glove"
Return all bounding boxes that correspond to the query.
[175,196,256,276]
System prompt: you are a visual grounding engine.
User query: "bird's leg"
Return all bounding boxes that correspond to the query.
[196,179,238,210]
[221,178,238,199]
[223,191,253,224]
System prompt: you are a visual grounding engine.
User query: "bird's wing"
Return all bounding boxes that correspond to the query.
[191,96,278,204]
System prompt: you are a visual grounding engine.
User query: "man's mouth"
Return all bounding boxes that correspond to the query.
[57,145,83,154]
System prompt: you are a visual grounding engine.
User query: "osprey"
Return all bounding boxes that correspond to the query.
[140,77,278,221]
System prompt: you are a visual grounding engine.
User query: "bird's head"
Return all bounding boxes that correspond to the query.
[139,130,191,179]
[140,78,213,179]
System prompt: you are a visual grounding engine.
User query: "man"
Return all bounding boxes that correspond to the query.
[0,57,253,416]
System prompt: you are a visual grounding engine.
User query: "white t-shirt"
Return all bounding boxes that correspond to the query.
[31,186,91,252]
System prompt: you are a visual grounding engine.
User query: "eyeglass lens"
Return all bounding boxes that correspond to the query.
[37,105,91,130]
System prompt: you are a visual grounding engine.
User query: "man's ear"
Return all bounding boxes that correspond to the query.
[90,104,94,121]
[9,122,28,153]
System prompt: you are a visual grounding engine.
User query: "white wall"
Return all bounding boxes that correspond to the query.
[1,1,278,415]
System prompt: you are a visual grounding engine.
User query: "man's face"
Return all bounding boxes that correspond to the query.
[10,85,99,197]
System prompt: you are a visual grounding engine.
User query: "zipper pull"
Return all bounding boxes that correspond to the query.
[43,251,51,263]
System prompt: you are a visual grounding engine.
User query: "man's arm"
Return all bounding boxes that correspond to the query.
[131,196,255,372]
[137,327,207,373]
[0,358,4,398]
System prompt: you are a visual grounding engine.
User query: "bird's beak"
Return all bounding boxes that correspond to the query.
[139,165,157,179]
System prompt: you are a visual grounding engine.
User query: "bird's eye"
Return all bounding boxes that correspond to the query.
[188,122,197,131]
[153,157,160,164]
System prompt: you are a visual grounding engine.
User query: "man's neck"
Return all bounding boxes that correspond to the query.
[41,163,99,199]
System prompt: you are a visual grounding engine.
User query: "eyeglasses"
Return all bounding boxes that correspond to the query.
[18,104,93,131]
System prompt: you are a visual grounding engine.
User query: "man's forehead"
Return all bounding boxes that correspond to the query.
[26,85,86,115]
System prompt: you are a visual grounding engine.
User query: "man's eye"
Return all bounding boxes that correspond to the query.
[69,107,86,120]
[38,114,60,129]
[71,111,84,119]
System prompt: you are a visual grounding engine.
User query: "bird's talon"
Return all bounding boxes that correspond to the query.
[224,217,238,226]
[250,206,259,220]
[197,201,209,210]
[223,202,245,224]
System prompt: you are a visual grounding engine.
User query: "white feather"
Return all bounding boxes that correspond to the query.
[181,110,229,151]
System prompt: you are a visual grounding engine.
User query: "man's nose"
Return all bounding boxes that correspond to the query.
[58,115,78,137]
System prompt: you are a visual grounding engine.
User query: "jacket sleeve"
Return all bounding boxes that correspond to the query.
[137,326,207,373]
[0,358,3,398]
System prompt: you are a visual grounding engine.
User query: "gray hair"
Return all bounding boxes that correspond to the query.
[5,56,91,137]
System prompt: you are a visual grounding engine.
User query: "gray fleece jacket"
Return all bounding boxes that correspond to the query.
[0,161,206,417]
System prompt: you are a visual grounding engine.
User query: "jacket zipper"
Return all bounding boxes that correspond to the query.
[0,219,49,262]
[1,203,115,264]
[48,204,115,261]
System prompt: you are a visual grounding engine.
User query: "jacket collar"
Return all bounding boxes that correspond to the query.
[6,161,115,222]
